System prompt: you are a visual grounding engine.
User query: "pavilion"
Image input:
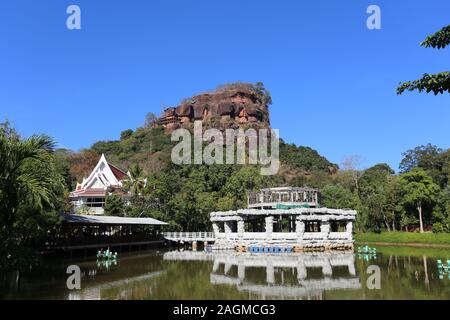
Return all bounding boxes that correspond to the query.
[42,213,168,253]
[210,187,356,251]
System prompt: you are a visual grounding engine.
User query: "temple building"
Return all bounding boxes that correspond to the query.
[69,154,130,215]
[210,187,357,251]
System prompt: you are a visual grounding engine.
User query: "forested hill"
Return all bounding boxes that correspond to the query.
[62,121,338,183]
[62,83,338,185]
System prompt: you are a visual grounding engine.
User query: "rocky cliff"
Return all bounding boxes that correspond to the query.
[158,82,271,131]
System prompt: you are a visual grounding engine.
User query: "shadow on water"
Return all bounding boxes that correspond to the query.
[1,246,449,300]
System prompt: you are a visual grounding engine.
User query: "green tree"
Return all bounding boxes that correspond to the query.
[120,129,133,140]
[0,127,65,269]
[383,176,404,231]
[104,194,125,216]
[123,164,146,196]
[397,25,450,95]
[222,166,265,209]
[279,140,338,173]
[321,184,357,209]
[144,112,158,128]
[217,196,234,211]
[399,144,442,173]
[254,82,273,106]
[399,144,450,188]
[0,119,20,140]
[399,168,440,233]
[358,164,396,231]
[432,186,450,232]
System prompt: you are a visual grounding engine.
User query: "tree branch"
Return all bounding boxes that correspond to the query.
[421,25,450,49]
[397,72,450,95]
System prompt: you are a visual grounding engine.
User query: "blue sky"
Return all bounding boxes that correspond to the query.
[1,0,449,171]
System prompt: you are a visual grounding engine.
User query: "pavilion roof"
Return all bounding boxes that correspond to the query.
[60,213,168,226]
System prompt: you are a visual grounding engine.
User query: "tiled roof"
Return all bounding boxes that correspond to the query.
[69,188,106,198]
[60,213,168,226]
[108,163,128,180]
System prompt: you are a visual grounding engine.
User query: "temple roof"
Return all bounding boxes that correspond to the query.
[108,162,128,181]
[69,188,106,198]
[70,154,129,198]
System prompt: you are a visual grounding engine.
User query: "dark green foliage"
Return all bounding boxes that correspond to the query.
[120,129,133,140]
[321,184,358,209]
[0,123,66,270]
[399,168,440,232]
[279,140,338,173]
[91,126,172,163]
[397,72,450,95]
[254,82,272,106]
[104,194,125,216]
[432,186,450,232]
[421,25,450,49]
[123,164,146,195]
[398,24,450,95]
[399,144,442,173]
[399,144,450,188]
[53,148,76,189]
[91,140,122,155]
[141,163,277,231]
[357,165,397,232]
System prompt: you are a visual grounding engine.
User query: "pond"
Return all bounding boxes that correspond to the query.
[1,246,449,300]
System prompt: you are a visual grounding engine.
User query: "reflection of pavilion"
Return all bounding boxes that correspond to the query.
[163,251,360,299]
[67,267,165,300]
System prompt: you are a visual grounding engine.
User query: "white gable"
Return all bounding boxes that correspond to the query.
[80,154,123,190]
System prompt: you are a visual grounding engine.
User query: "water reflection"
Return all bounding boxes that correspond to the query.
[1,247,450,299]
[68,270,165,300]
[163,251,360,299]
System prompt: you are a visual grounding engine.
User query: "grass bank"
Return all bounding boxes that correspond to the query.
[355,232,450,247]
[366,245,450,258]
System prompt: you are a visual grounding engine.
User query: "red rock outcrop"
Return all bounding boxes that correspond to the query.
[158,83,271,131]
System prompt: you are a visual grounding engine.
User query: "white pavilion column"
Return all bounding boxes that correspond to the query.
[238,263,245,281]
[297,262,307,280]
[346,221,353,237]
[266,261,275,284]
[237,219,245,241]
[321,220,330,240]
[322,260,332,277]
[213,260,220,273]
[224,263,232,275]
[295,217,305,241]
[265,216,273,240]
[212,222,220,234]
[348,256,356,276]
[224,221,232,234]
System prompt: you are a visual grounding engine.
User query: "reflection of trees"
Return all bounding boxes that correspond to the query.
[423,256,430,290]
[351,250,450,300]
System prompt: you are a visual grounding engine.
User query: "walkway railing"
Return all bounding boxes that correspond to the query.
[163,232,215,241]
